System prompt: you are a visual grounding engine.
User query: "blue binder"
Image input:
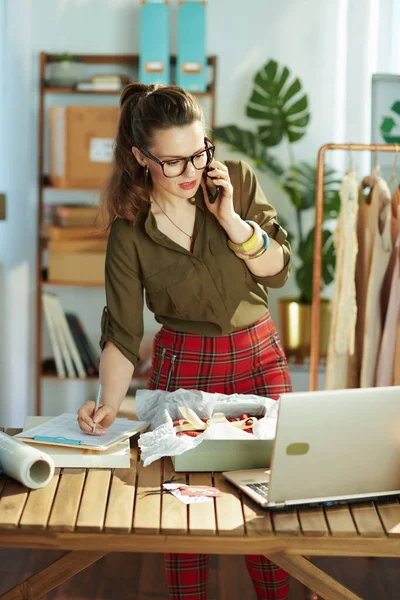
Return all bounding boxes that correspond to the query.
[176,1,207,92]
[139,1,170,85]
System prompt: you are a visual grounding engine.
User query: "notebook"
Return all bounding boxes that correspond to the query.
[21,416,131,468]
[15,413,149,451]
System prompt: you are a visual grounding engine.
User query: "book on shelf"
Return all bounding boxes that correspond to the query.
[75,81,124,91]
[66,313,99,377]
[41,292,99,379]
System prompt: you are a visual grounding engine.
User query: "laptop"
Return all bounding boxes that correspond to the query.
[223,386,400,509]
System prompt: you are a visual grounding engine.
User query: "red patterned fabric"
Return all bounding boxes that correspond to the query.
[147,310,292,600]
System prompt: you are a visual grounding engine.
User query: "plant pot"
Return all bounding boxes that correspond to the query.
[278,297,331,358]
[48,61,84,87]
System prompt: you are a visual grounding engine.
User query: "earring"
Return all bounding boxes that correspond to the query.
[144,166,149,179]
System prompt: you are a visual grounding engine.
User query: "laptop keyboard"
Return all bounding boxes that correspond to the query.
[246,482,269,499]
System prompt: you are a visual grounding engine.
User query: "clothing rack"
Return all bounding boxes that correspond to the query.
[310,143,400,391]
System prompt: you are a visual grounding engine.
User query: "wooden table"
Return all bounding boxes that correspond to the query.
[1,428,400,600]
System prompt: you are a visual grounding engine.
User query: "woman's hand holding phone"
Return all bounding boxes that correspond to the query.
[202,160,236,222]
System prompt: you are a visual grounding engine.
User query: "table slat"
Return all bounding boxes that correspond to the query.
[76,469,112,532]
[213,473,245,536]
[188,472,216,535]
[298,508,329,537]
[133,459,162,533]
[324,505,358,537]
[161,458,187,534]
[242,495,274,536]
[272,510,301,536]
[48,468,86,532]
[104,448,138,533]
[0,479,29,529]
[20,468,61,530]
[351,502,386,537]
[376,500,400,537]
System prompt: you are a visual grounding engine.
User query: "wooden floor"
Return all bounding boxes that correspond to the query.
[0,550,399,599]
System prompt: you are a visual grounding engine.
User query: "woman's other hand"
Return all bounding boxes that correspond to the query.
[77,401,117,435]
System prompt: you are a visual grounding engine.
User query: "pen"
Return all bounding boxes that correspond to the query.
[92,382,102,434]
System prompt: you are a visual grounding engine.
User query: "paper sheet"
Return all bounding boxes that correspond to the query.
[15,413,149,450]
[23,417,130,468]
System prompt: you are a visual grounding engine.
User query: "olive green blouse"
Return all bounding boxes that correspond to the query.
[100,160,291,366]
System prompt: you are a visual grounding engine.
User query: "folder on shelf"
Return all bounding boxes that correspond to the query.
[15,413,150,452]
[139,0,170,85]
[176,1,207,92]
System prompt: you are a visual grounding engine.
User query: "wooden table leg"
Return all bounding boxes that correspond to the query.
[0,550,107,600]
[266,553,362,600]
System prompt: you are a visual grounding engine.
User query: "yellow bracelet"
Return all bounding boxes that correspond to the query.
[227,220,262,253]
[247,245,267,260]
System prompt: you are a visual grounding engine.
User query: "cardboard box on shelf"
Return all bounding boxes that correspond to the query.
[48,251,105,284]
[49,105,119,189]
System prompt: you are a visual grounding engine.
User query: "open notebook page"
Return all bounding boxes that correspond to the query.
[15,413,149,449]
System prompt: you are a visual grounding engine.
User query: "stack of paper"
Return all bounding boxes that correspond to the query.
[16,414,149,468]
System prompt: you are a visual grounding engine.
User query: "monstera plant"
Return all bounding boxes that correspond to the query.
[212,59,340,304]
[212,60,341,355]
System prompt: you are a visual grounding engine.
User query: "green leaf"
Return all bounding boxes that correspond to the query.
[283,161,341,216]
[295,264,313,304]
[211,124,285,177]
[245,59,310,147]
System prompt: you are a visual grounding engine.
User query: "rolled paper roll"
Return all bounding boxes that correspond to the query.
[0,431,54,489]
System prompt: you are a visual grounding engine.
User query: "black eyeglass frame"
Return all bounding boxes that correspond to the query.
[140,137,216,178]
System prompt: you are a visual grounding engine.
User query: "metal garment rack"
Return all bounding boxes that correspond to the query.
[310,142,399,391]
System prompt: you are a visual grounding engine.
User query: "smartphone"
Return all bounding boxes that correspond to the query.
[204,167,221,204]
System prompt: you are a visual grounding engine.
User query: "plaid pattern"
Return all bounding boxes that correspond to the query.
[147,310,292,600]
[148,311,292,399]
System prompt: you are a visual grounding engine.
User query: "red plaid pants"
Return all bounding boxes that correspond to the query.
[147,311,292,600]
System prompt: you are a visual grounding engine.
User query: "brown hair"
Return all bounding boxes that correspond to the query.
[100,82,204,228]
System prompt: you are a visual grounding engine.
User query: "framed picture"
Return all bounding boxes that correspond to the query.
[371,74,400,179]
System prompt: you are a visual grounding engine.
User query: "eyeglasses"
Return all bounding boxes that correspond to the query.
[140,137,215,178]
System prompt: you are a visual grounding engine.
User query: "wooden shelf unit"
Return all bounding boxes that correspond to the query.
[35,51,218,414]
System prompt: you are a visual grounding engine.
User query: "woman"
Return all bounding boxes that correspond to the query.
[77,82,292,600]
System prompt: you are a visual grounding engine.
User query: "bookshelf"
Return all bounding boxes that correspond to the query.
[35,52,218,415]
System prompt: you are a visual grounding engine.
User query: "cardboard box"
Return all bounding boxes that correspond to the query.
[171,439,274,472]
[139,0,170,85]
[48,252,105,284]
[176,1,207,92]
[49,106,119,189]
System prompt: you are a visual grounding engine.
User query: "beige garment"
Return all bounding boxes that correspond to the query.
[325,171,359,390]
[375,234,400,385]
[349,168,391,387]
[394,311,400,385]
[360,178,392,387]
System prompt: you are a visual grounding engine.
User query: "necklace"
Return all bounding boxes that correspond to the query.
[152,198,193,242]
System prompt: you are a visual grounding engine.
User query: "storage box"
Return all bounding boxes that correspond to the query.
[176,1,207,92]
[49,106,119,189]
[171,439,273,472]
[139,0,170,85]
[48,252,105,284]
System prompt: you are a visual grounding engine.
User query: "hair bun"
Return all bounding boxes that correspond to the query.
[120,82,150,108]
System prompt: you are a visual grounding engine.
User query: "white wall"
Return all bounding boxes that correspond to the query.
[0,0,397,424]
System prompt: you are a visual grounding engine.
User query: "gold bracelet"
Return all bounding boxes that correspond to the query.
[227,220,262,253]
[248,245,267,260]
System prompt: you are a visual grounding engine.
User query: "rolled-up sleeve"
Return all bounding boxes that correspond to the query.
[237,160,291,288]
[99,218,144,367]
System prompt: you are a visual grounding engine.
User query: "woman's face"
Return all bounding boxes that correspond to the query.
[139,120,208,202]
